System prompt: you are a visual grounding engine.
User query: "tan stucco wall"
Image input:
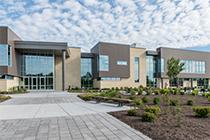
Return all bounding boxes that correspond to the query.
[156,78,169,88]
[183,80,191,87]
[94,47,147,89]
[193,80,197,87]
[55,54,63,91]
[66,48,81,89]
[0,77,19,91]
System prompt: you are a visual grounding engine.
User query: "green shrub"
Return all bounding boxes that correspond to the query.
[153,97,160,105]
[208,96,210,102]
[137,87,143,95]
[133,99,143,106]
[174,88,180,95]
[154,89,160,95]
[0,95,11,102]
[144,106,161,116]
[202,93,210,97]
[129,95,136,100]
[142,112,157,122]
[127,109,137,116]
[193,106,210,117]
[187,100,193,106]
[160,88,169,95]
[192,89,199,96]
[142,96,149,103]
[169,99,179,106]
[78,93,95,101]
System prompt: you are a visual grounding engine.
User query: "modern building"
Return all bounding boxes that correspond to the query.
[0,26,210,91]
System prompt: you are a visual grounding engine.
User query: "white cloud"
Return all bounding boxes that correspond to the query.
[0,0,210,51]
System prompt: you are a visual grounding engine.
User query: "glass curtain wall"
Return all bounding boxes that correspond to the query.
[146,56,157,87]
[134,57,139,82]
[21,52,54,90]
[81,58,93,88]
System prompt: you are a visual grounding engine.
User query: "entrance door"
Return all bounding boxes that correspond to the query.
[31,77,38,90]
[39,77,46,90]
[24,77,30,90]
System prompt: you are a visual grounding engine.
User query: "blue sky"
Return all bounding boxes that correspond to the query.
[0,0,210,52]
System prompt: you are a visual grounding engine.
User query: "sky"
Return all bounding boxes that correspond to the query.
[0,0,210,52]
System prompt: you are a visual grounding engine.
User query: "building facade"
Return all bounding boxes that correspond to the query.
[1,26,210,91]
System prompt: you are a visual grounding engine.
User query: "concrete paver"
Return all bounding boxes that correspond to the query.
[0,92,151,140]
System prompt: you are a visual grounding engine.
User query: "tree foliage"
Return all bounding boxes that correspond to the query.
[167,57,185,86]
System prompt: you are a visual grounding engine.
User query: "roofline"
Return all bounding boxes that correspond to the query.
[157,47,210,54]
[0,26,22,40]
[14,40,68,50]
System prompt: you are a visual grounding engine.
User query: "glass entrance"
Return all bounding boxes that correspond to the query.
[32,77,38,90]
[21,52,54,91]
[39,77,45,90]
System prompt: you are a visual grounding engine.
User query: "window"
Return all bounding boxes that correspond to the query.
[81,58,93,88]
[0,45,8,66]
[8,46,12,67]
[161,58,164,72]
[146,56,157,87]
[99,55,109,71]
[101,77,121,81]
[117,61,127,66]
[0,45,12,67]
[181,60,205,74]
[134,57,139,82]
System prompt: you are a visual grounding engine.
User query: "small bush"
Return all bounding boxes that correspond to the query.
[193,106,210,117]
[153,97,160,105]
[187,100,193,106]
[137,87,143,95]
[174,88,181,95]
[129,95,136,100]
[142,112,157,122]
[192,89,199,96]
[133,99,143,106]
[208,96,210,102]
[0,95,11,102]
[160,88,169,95]
[142,96,149,103]
[144,106,161,116]
[78,93,95,101]
[169,99,179,106]
[154,89,160,95]
[127,109,137,116]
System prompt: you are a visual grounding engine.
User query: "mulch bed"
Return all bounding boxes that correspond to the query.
[109,95,210,140]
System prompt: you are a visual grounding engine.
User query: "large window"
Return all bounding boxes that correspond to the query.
[99,55,109,71]
[181,60,205,74]
[81,58,93,88]
[117,60,127,66]
[134,57,139,82]
[0,44,12,66]
[21,52,54,90]
[146,56,157,87]
[157,58,164,73]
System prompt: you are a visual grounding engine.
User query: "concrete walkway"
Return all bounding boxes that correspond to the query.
[0,92,151,140]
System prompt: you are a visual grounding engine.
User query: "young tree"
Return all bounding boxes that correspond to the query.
[167,57,185,87]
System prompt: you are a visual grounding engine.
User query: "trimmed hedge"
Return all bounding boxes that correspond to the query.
[193,106,210,117]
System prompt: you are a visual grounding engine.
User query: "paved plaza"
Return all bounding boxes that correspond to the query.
[0,92,151,140]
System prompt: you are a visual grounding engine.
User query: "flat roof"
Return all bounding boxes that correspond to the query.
[14,41,68,50]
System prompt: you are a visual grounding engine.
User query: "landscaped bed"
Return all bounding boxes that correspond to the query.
[110,94,210,140]
[0,95,11,102]
[78,87,210,140]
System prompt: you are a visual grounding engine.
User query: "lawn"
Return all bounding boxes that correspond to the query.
[78,87,210,140]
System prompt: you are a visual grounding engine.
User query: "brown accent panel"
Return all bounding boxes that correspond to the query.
[7,27,22,76]
[0,27,8,44]
[91,42,130,78]
[159,47,210,78]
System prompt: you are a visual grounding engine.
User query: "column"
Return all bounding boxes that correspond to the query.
[62,50,66,91]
